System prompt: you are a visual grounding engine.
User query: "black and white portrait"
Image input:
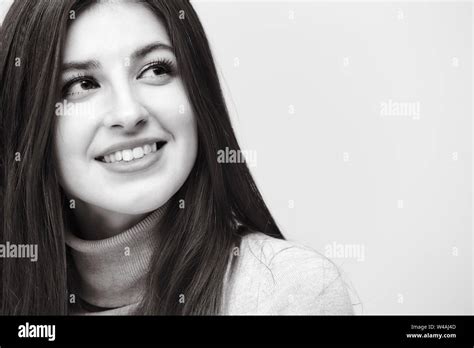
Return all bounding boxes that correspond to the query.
[0,0,471,325]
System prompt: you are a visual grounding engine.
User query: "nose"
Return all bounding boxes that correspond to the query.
[104,83,149,132]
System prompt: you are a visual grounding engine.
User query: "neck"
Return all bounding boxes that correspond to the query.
[65,203,169,310]
[71,201,150,240]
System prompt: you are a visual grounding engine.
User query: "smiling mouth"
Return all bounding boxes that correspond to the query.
[95,141,167,163]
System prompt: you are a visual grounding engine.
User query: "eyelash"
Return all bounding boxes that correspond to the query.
[61,58,176,97]
[61,73,92,96]
[140,58,176,77]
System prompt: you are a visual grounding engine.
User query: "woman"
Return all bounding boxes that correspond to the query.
[0,0,354,315]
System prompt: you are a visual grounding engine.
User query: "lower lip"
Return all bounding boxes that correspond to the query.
[96,145,166,174]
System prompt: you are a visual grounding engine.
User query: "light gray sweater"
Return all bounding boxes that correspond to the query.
[65,207,354,315]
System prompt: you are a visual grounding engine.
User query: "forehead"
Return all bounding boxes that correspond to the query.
[63,1,171,63]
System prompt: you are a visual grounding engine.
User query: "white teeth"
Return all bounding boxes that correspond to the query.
[122,149,133,162]
[100,142,164,163]
[133,147,144,159]
[144,144,152,154]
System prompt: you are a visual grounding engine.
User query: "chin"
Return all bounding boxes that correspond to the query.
[105,196,171,215]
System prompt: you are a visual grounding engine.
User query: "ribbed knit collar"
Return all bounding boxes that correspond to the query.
[65,204,167,311]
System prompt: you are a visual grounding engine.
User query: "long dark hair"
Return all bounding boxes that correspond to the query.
[0,0,283,315]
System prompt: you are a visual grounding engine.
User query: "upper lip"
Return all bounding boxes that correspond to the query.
[94,137,166,159]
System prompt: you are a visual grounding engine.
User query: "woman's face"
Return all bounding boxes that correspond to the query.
[55,1,198,215]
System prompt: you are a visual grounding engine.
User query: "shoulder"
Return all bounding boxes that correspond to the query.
[223,232,354,315]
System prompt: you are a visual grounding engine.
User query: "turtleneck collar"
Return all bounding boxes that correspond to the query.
[65,203,168,311]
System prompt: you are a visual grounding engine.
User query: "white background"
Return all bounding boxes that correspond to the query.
[192,0,472,314]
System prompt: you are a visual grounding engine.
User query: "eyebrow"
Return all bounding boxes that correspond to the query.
[61,41,174,73]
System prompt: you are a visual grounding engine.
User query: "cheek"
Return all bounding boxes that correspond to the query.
[144,85,198,162]
[54,114,96,185]
[161,104,198,180]
[168,108,197,146]
[173,111,198,175]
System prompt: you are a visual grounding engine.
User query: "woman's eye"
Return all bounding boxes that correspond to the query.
[63,78,99,98]
[138,62,173,82]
